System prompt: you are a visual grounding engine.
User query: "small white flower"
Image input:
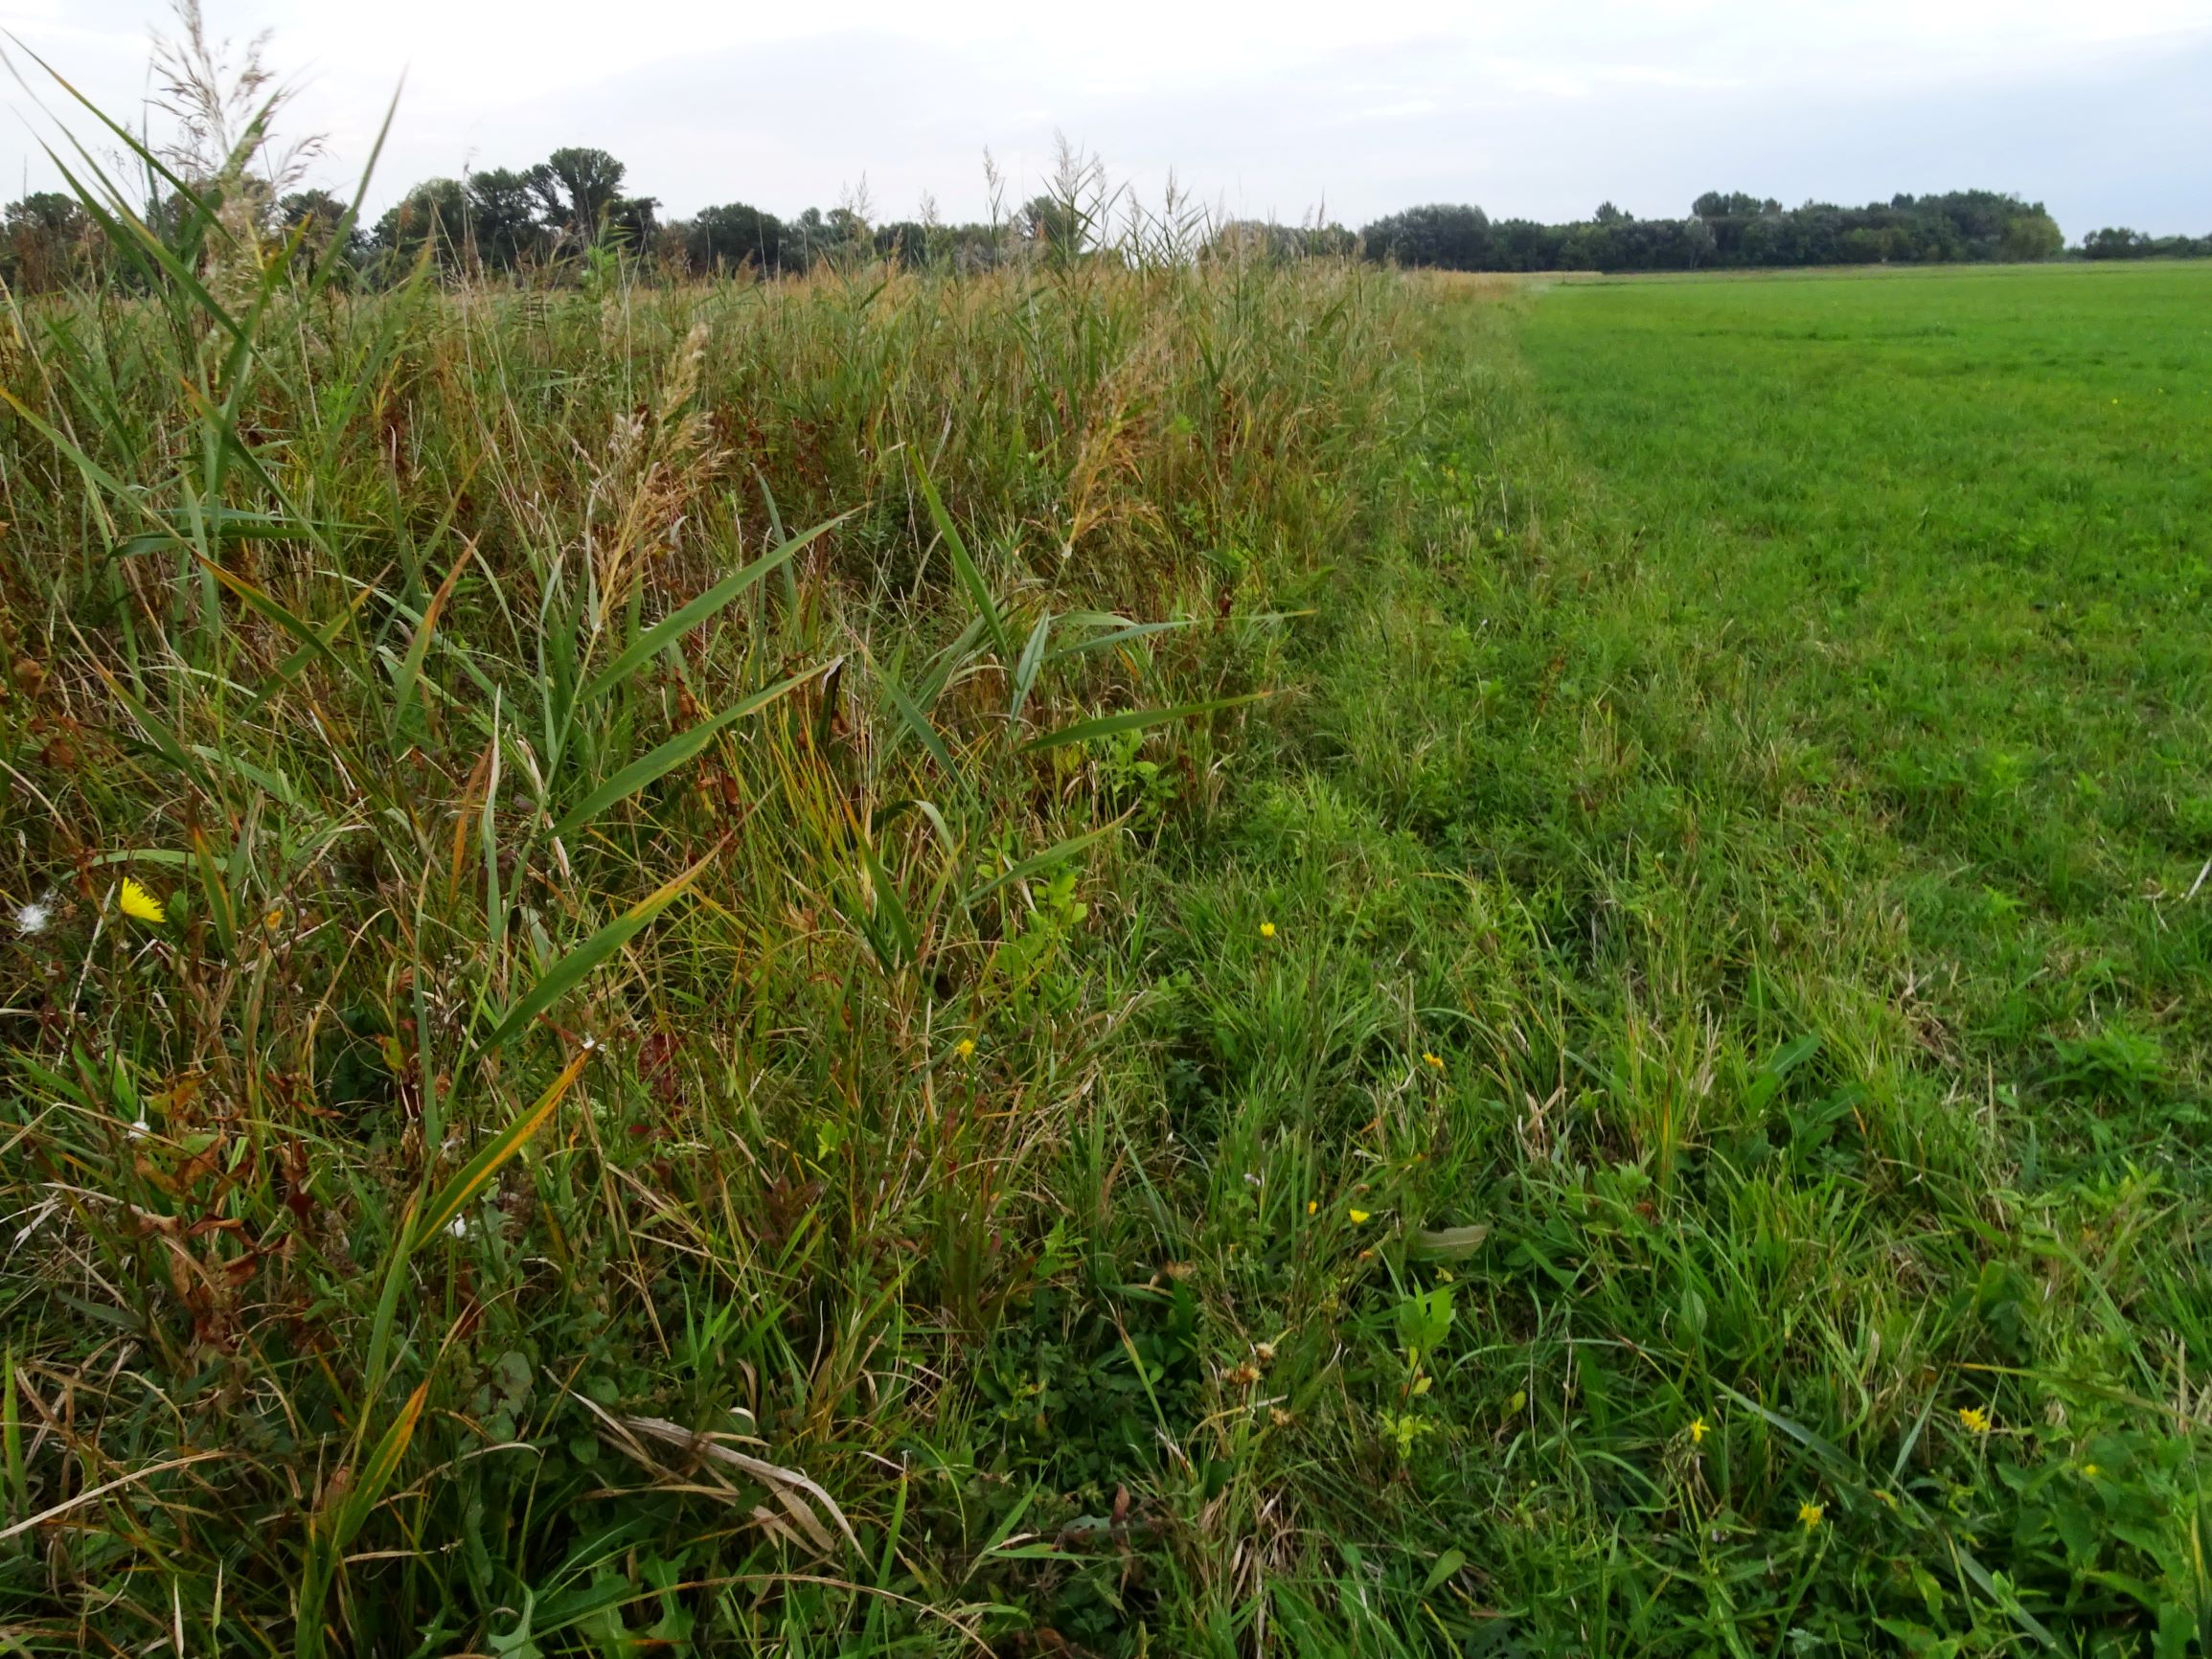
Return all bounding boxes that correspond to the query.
[446,1215,469,1239]
[14,898,53,935]
[126,1118,150,1141]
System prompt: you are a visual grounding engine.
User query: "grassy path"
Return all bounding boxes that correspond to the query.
[1142,270,2208,1650]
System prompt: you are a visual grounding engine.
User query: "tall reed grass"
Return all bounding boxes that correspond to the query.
[0,71,1415,1653]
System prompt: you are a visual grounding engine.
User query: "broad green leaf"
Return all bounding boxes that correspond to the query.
[415,1048,592,1246]
[388,547,471,750]
[912,454,1006,659]
[1409,1224,1492,1261]
[877,660,960,784]
[360,1196,418,1412]
[1023,691,1274,754]
[1421,1548,1467,1597]
[962,824,1119,907]
[853,836,916,972]
[330,1381,428,1551]
[1010,611,1052,721]
[197,559,368,698]
[95,671,217,794]
[550,664,825,840]
[577,512,851,707]
[475,845,718,1057]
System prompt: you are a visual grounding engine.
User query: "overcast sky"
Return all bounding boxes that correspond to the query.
[3,1,2207,238]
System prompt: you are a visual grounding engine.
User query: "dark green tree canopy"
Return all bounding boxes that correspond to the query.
[465,169,543,266]
[1693,190,1780,218]
[1363,190,2076,274]
[529,147,629,239]
[1,191,96,291]
[372,177,466,266]
[685,201,786,271]
[2081,224,2212,259]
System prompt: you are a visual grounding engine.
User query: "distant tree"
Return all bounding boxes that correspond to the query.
[2078,225,2211,260]
[1209,219,1357,262]
[278,187,362,272]
[1836,224,1892,264]
[465,168,543,268]
[875,219,928,264]
[1999,208,2064,261]
[604,194,659,253]
[1,191,96,291]
[2081,226,2151,259]
[685,201,786,273]
[931,220,1009,273]
[527,147,629,242]
[1018,193,1083,250]
[1693,190,1778,219]
[782,206,832,267]
[374,177,467,268]
[1352,186,2056,274]
[1359,203,1492,268]
[280,188,348,235]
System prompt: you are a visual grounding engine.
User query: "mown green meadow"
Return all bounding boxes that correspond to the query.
[0,118,2204,1659]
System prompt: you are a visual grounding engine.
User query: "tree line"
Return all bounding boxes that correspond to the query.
[2078,226,2212,261]
[0,141,1139,292]
[1357,191,2081,272]
[3,147,2204,293]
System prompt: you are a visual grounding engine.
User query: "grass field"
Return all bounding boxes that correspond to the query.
[0,144,2206,1657]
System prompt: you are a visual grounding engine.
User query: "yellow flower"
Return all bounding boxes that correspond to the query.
[1259,921,1276,939]
[954,1037,975,1059]
[1689,1417,1707,1444]
[1422,1052,1445,1071]
[118,878,166,925]
[2079,1463,2099,1479]
[1306,1199,1317,1216]
[1797,1502,1823,1531]
[1348,1208,1372,1224]
[1958,1406,1992,1436]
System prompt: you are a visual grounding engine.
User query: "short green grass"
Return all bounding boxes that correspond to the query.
[1133,259,2211,1650]
[1515,262,2212,1134]
[1249,260,2212,1649]
[2,120,2206,1658]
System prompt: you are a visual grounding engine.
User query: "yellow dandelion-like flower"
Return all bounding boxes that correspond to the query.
[1422,1052,1445,1071]
[1797,1502,1823,1531]
[1306,1199,1317,1216]
[1348,1208,1372,1224]
[2079,1463,2099,1479]
[1259,921,1276,939]
[1689,1417,1708,1444]
[118,878,166,925]
[954,1037,976,1059]
[1958,1406,1992,1436]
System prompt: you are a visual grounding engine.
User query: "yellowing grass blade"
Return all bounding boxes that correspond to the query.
[577,511,852,707]
[413,1047,592,1250]
[1023,691,1275,754]
[474,841,719,1057]
[550,665,825,841]
[331,1381,429,1552]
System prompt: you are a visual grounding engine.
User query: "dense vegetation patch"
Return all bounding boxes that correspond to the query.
[0,47,2205,1656]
